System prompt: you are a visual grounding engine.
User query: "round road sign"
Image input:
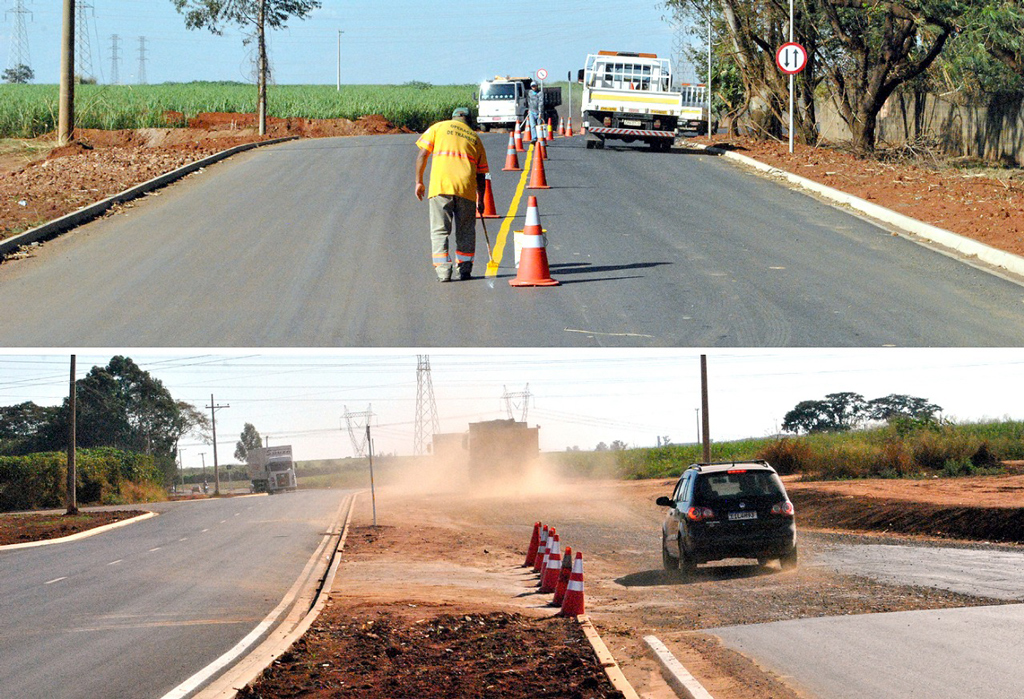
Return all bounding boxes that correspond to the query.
[776,42,807,75]
[536,68,548,81]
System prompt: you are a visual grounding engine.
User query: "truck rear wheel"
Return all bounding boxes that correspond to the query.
[480,124,490,132]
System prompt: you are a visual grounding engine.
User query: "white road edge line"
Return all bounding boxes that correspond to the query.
[644,634,715,699]
[44,577,67,585]
[160,493,355,699]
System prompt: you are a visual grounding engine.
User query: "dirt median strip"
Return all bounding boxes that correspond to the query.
[0,510,156,550]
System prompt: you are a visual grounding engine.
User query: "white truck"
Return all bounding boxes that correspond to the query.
[475,76,562,132]
[579,51,686,151]
[247,445,297,494]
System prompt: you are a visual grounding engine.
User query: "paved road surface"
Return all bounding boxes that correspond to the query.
[0,491,349,699]
[713,540,1024,698]
[2,135,1024,346]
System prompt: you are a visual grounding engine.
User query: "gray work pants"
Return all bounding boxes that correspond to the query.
[428,195,476,278]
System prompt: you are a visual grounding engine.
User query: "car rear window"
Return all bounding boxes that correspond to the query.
[697,471,783,500]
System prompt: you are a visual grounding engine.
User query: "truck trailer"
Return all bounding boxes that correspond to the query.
[247,445,298,494]
[579,51,685,151]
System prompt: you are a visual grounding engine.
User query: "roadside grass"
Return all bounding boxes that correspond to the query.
[0,83,479,138]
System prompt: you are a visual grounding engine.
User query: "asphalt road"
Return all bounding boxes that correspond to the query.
[0,490,349,699]
[713,539,1024,699]
[2,134,1024,346]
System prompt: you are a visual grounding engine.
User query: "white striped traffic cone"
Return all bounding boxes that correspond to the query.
[557,552,585,617]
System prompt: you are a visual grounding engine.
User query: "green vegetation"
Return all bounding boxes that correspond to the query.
[552,418,1024,482]
[0,448,163,512]
[0,83,478,138]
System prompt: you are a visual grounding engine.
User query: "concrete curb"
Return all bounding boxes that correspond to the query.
[185,492,356,699]
[0,511,157,551]
[644,634,715,699]
[694,142,1024,279]
[0,136,298,259]
[578,615,642,699]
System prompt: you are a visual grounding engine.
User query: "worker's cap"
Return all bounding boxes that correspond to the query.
[452,107,471,118]
[530,81,539,87]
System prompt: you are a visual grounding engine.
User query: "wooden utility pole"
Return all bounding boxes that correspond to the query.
[207,394,229,496]
[257,0,267,136]
[58,0,75,145]
[66,355,78,515]
[700,355,711,462]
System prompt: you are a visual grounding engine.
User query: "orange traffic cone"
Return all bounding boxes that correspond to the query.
[547,118,554,140]
[524,522,541,567]
[502,132,521,171]
[558,117,565,137]
[527,147,551,189]
[540,534,561,593]
[523,120,533,144]
[533,525,549,573]
[477,174,500,219]
[552,545,572,606]
[514,120,525,152]
[509,196,559,287]
[538,132,548,161]
[566,118,574,138]
[557,552,585,617]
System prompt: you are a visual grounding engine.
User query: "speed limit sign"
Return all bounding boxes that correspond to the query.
[536,68,548,81]
[776,42,807,75]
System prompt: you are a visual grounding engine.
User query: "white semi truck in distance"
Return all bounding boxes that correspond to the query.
[579,51,697,150]
[247,445,298,494]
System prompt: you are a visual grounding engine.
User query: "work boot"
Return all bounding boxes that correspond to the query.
[457,265,473,281]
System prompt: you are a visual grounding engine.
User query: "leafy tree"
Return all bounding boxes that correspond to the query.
[963,0,1024,76]
[782,392,868,433]
[2,64,34,84]
[0,402,60,454]
[235,422,262,462]
[595,441,609,451]
[867,394,942,421]
[610,440,629,451]
[171,0,322,135]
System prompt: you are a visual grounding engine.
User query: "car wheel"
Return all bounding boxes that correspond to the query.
[678,536,697,575]
[780,545,798,570]
[757,556,770,567]
[661,532,679,571]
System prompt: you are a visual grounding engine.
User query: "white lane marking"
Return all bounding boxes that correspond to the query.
[149,547,162,552]
[201,529,209,533]
[44,577,67,585]
[219,520,227,524]
[179,538,188,542]
[108,560,123,566]
[234,513,240,517]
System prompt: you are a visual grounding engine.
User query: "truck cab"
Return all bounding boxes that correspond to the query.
[476,77,530,132]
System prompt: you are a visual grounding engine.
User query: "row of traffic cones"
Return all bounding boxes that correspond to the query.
[523,521,585,616]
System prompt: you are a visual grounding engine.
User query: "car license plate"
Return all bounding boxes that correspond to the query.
[728,511,757,521]
[623,120,643,127]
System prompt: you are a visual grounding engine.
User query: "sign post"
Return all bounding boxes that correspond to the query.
[775,41,807,154]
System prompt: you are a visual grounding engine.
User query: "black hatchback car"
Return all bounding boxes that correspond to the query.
[657,461,797,573]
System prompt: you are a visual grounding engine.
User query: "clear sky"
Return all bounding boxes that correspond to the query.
[2,349,1024,473]
[2,1,697,86]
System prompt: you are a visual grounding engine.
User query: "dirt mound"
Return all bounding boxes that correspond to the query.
[792,488,1024,543]
[0,510,146,545]
[185,111,412,138]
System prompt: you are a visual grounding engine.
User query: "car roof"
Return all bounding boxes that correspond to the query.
[685,460,776,474]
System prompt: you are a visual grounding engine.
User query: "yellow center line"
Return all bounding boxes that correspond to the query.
[485,143,534,278]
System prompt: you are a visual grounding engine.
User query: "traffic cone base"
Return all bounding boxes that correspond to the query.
[557,552,585,617]
[510,196,559,287]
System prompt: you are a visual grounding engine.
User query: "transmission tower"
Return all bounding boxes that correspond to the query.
[136,36,147,84]
[502,384,531,423]
[75,1,95,82]
[413,355,440,456]
[6,0,32,74]
[342,405,373,458]
[109,34,120,84]
[669,9,689,85]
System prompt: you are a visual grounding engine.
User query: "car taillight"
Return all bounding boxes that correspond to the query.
[686,506,715,522]
[654,119,662,129]
[771,501,795,516]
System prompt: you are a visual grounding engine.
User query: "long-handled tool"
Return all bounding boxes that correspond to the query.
[479,212,494,263]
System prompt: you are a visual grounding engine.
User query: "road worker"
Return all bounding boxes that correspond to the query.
[527,81,544,140]
[414,107,489,282]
